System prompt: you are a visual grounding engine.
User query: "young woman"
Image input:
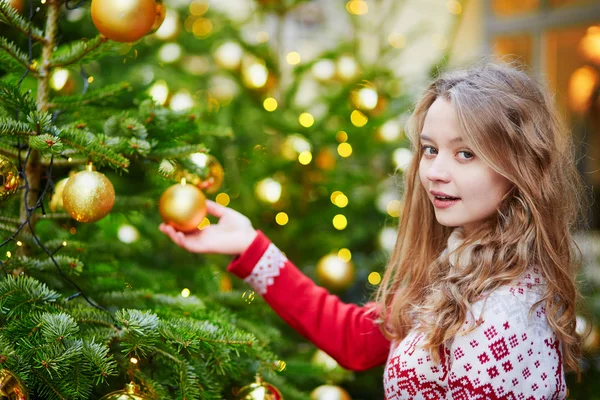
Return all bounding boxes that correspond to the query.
[160,63,584,399]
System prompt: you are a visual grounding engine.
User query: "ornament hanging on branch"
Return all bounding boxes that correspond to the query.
[49,177,69,212]
[310,384,351,400]
[159,180,207,232]
[172,153,224,195]
[235,374,283,400]
[0,369,28,400]
[0,155,20,202]
[62,164,115,223]
[99,382,150,400]
[91,0,161,43]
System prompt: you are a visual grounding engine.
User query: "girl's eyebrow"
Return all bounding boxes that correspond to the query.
[419,134,464,144]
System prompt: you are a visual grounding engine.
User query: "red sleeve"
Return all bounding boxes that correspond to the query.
[227,230,391,371]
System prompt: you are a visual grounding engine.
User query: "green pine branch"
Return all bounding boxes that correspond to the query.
[0,117,36,136]
[48,82,132,109]
[57,124,130,171]
[0,36,38,76]
[9,255,84,275]
[48,35,112,68]
[0,276,61,318]
[0,81,37,115]
[0,2,44,41]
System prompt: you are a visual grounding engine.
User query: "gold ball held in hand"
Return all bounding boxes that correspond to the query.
[99,382,150,400]
[62,166,115,223]
[310,384,351,400]
[173,153,224,195]
[316,254,355,292]
[91,0,158,43]
[0,155,19,202]
[0,369,28,400]
[236,374,283,400]
[159,181,207,232]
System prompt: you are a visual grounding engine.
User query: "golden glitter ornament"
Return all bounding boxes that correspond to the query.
[91,0,157,43]
[0,155,19,202]
[310,384,351,400]
[173,153,224,194]
[62,165,115,223]
[99,382,150,400]
[0,369,28,400]
[316,253,355,292]
[236,374,283,400]
[150,0,166,33]
[159,180,207,232]
[49,177,69,212]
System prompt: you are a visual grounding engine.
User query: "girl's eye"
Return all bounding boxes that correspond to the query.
[458,150,474,160]
[421,145,437,155]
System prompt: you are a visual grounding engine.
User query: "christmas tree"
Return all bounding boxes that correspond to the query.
[0,0,486,398]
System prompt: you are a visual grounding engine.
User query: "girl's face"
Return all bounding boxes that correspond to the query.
[418,97,513,233]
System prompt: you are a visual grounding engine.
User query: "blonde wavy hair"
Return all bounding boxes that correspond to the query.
[375,62,586,374]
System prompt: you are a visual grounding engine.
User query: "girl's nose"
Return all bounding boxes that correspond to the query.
[425,156,451,183]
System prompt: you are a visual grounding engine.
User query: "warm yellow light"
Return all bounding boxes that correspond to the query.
[50,69,70,91]
[275,360,287,372]
[6,251,11,258]
[155,9,180,40]
[580,25,600,64]
[62,241,68,247]
[130,357,138,364]
[263,97,278,111]
[354,87,378,110]
[256,31,269,43]
[298,151,312,165]
[181,288,191,298]
[242,62,268,89]
[198,218,211,230]
[388,33,406,49]
[286,52,301,65]
[87,76,94,84]
[338,248,352,262]
[332,214,348,230]
[190,0,209,16]
[336,131,348,143]
[299,112,315,128]
[337,142,353,158]
[368,272,382,285]
[192,18,213,37]
[159,43,182,63]
[333,193,348,208]
[350,110,368,127]
[330,191,343,204]
[216,193,230,206]
[346,0,368,15]
[447,0,462,14]
[387,200,403,217]
[16,241,22,247]
[568,66,598,114]
[255,178,283,203]
[275,212,289,225]
[214,42,243,70]
[170,90,194,111]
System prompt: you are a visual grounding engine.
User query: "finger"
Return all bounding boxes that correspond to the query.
[205,200,229,218]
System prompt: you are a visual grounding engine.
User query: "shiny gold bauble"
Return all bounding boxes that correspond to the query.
[0,369,28,400]
[316,254,355,292]
[4,0,24,13]
[0,155,19,202]
[310,384,351,400]
[159,182,207,232]
[583,324,600,352]
[99,382,150,400]
[62,168,115,223]
[236,375,283,400]
[91,0,157,43]
[173,153,224,195]
[150,0,166,33]
[49,177,69,212]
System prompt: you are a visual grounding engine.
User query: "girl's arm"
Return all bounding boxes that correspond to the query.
[227,230,391,371]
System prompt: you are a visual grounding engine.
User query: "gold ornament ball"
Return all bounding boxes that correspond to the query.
[173,153,224,195]
[0,369,28,400]
[316,254,355,292]
[62,169,115,223]
[583,324,600,352]
[236,375,283,400]
[159,182,207,232]
[310,384,351,400]
[150,0,166,33]
[91,0,157,43]
[99,382,150,400]
[311,349,339,371]
[0,155,20,202]
[49,177,69,212]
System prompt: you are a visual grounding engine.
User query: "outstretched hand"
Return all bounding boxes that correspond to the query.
[159,199,257,256]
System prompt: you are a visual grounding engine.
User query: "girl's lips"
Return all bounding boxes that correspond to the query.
[433,197,461,209]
